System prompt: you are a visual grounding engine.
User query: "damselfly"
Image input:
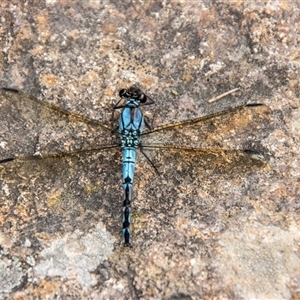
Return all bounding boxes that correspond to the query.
[0,87,272,246]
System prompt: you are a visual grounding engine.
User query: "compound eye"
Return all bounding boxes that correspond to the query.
[139,93,147,103]
[119,89,129,98]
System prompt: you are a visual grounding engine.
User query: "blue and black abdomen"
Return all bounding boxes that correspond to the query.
[119,104,145,245]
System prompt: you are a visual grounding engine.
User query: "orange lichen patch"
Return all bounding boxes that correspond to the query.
[100,22,117,34]
[40,74,58,87]
[186,226,203,239]
[98,37,115,54]
[0,214,4,226]
[242,11,260,22]
[36,14,51,43]
[35,232,53,243]
[182,71,193,82]
[81,71,99,85]
[280,0,291,11]
[37,15,48,26]
[197,5,217,25]
[16,203,30,219]
[0,2,9,8]
[104,87,114,96]
[69,29,80,40]
[16,26,34,44]
[141,76,156,86]
[25,280,60,299]
[31,45,45,55]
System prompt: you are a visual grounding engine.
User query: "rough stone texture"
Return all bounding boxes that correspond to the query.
[0,0,300,299]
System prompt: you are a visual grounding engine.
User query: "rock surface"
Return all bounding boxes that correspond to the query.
[0,1,300,299]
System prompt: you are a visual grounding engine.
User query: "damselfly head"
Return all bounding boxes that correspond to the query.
[119,86,147,103]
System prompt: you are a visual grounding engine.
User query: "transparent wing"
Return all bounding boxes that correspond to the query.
[0,88,115,159]
[142,104,273,151]
[0,88,122,245]
[140,146,267,176]
[140,103,273,177]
